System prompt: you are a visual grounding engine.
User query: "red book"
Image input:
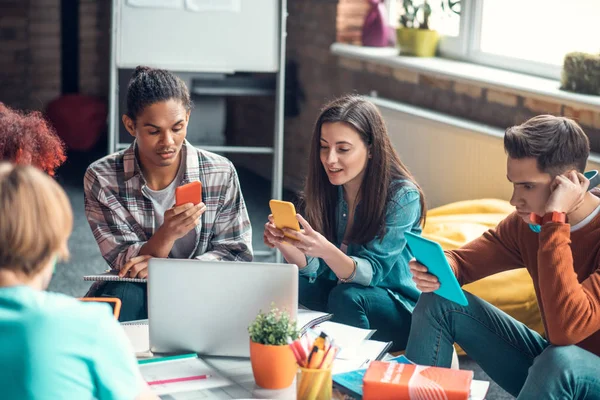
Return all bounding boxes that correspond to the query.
[363,361,473,400]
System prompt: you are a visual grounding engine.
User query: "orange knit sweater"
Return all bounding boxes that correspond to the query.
[446,212,600,357]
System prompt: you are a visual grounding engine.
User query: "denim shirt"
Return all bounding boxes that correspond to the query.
[301,181,422,312]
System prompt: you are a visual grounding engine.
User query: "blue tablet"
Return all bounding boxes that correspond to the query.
[405,231,469,306]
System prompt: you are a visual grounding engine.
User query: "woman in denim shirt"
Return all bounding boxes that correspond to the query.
[264,95,426,350]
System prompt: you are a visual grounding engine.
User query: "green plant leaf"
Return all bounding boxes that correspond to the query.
[247,304,300,346]
[448,0,461,15]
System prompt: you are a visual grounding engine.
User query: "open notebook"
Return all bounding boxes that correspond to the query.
[84,270,147,283]
[297,309,333,334]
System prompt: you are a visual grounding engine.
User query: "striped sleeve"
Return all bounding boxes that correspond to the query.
[83,167,145,270]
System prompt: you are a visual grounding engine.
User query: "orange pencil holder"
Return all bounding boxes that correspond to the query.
[296,366,332,400]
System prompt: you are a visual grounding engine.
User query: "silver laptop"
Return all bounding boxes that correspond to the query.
[148,259,298,357]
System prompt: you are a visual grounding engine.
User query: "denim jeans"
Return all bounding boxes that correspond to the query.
[89,281,148,322]
[299,276,413,352]
[405,292,600,399]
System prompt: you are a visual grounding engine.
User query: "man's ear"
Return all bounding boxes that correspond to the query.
[185,110,191,122]
[122,115,136,138]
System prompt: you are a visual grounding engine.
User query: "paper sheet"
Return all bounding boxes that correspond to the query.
[127,0,182,8]
[312,321,376,360]
[140,357,231,396]
[121,322,152,357]
[185,0,241,12]
[296,309,332,333]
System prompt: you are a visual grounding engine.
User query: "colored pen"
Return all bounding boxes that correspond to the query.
[138,353,197,365]
[318,339,336,369]
[313,331,328,351]
[308,347,325,369]
[287,337,304,365]
[147,374,211,386]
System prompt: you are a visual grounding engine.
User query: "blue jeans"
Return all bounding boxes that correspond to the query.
[88,281,147,322]
[299,276,412,352]
[406,292,600,399]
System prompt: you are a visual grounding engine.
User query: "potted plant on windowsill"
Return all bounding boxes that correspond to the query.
[561,51,600,96]
[248,305,300,390]
[397,0,460,57]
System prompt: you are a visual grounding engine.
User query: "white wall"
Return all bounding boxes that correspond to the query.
[370,96,600,209]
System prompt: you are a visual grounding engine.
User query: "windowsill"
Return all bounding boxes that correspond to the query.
[331,43,600,112]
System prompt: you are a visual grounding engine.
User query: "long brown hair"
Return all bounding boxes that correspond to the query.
[302,95,426,245]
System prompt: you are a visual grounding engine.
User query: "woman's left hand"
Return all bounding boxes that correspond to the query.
[283,214,335,259]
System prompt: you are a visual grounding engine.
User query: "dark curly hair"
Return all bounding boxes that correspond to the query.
[126,66,193,121]
[0,103,66,176]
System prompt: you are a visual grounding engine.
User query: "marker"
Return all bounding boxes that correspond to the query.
[308,347,325,369]
[138,353,197,365]
[147,374,210,386]
[318,340,337,369]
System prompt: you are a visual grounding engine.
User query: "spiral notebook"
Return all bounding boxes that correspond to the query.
[297,308,333,334]
[121,320,152,357]
[83,270,147,283]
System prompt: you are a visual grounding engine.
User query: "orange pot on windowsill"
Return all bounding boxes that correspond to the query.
[250,339,297,389]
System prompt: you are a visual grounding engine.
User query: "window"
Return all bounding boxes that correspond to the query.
[386,0,460,36]
[390,0,600,80]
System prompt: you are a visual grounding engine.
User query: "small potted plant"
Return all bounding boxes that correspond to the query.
[397,0,460,57]
[248,304,300,389]
[561,51,600,96]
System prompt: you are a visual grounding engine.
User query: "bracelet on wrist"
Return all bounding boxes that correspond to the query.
[339,258,357,283]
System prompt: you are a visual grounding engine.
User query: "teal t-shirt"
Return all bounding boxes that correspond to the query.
[0,286,143,400]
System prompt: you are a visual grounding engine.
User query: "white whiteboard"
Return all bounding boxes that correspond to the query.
[115,0,281,72]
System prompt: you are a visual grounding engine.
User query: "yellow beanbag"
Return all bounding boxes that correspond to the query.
[421,199,544,355]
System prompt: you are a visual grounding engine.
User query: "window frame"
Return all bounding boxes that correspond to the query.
[391,0,564,80]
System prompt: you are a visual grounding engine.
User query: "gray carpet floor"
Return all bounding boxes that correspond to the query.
[48,151,513,400]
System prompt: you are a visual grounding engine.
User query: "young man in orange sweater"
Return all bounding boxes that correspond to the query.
[407,115,600,399]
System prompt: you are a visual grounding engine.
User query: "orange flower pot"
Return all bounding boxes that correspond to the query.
[250,340,297,389]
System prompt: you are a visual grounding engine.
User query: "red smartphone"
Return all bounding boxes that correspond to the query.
[175,181,202,207]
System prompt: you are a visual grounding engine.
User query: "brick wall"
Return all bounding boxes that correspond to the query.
[228,0,343,191]
[79,0,110,99]
[229,0,600,192]
[334,60,600,151]
[0,0,110,112]
[0,0,61,111]
[3,0,599,184]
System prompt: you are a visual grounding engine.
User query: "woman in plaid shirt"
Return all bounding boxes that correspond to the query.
[84,66,252,321]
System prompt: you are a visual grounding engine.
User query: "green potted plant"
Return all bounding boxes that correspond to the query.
[248,304,300,389]
[397,0,460,57]
[561,51,600,96]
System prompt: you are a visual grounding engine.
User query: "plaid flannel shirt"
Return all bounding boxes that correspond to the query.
[84,140,253,270]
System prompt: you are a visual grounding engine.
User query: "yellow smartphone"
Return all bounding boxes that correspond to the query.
[269,199,301,240]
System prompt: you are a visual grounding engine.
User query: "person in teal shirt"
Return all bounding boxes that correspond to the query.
[263,95,426,351]
[0,163,157,400]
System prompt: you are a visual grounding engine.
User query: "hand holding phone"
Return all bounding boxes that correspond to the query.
[175,181,202,207]
[269,200,301,240]
[160,181,205,242]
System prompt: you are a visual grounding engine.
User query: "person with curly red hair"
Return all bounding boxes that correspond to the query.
[0,103,66,176]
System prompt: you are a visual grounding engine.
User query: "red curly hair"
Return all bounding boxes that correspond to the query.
[0,103,66,176]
